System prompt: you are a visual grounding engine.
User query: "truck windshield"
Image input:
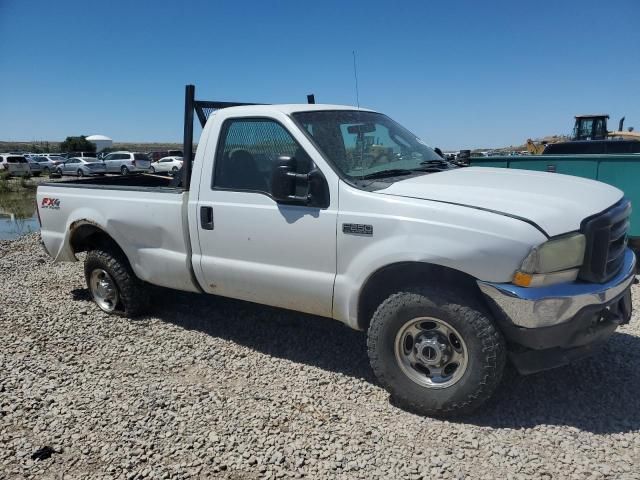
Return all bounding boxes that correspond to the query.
[292,110,447,181]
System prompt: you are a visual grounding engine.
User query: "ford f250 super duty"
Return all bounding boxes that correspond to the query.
[37,85,635,416]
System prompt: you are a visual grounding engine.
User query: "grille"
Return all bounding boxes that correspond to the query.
[579,199,631,283]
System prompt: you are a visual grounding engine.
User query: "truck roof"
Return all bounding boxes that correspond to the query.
[216,104,375,115]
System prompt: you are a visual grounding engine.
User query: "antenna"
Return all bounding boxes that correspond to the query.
[352,50,360,108]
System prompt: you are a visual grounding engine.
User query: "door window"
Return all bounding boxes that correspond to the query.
[213,119,310,194]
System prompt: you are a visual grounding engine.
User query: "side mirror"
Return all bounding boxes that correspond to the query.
[271,156,298,201]
[270,156,329,208]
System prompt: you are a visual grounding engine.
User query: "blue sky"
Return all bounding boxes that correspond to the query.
[1,0,638,149]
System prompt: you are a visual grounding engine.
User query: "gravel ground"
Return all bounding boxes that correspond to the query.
[1,234,639,479]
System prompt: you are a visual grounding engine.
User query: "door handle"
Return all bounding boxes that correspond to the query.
[200,206,214,230]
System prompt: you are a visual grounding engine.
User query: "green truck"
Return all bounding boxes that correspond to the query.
[470,154,640,248]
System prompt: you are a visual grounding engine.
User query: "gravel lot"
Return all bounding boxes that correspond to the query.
[2,234,639,479]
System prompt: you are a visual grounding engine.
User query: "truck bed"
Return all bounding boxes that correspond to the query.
[37,176,200,293]
[43,174,179,192]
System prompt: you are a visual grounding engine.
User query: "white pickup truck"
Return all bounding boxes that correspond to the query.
[37,86,635,416]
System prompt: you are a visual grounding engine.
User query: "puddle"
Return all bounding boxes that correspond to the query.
[0,190,39,240]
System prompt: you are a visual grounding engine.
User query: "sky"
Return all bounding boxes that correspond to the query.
[1,0,639,150]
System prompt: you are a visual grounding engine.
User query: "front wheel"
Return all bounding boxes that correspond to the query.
[121,166,129,175]
[367,288,505,417]
[149,166,155,174]
[77,169,84,177]
[84,249,149,317]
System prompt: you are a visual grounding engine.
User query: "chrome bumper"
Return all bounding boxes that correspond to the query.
[478,249,636,329]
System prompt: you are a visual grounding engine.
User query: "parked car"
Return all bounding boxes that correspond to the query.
[56,157,107,177]
[0,154,31,177]
[43,155,67,167]
[148,150,183,162]
[149,156,183,175]
[36,85,635,417]
[102,151,151,175]
[31,156,58,176]
[26,157,44,176]
[62,151,98,159]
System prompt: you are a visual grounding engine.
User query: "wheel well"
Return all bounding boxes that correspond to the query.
[69,222,127,261]
[357,262,481,331]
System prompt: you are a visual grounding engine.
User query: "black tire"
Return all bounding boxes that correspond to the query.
[367,288,505,417]
[171,166,179,176]
[56,168,63,176]
[77,169,84,177]
[84,249,149,317]
[121,166,129,176]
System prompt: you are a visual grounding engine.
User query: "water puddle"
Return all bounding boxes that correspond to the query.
[0,189,39,240]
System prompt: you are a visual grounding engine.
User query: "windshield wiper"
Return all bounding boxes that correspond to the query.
[420,159,452,168]
[359,169,414,180]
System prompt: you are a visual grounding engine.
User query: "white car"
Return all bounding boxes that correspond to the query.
[36,154,68,171]
[102,151,151,175]
[0,154,31,177]
[37,90,635,417]
[149,156,183,176]
[56,157,107,177]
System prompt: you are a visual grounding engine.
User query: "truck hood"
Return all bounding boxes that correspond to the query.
[378,167,623,237]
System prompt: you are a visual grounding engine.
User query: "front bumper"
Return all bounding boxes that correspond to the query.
[478,248,635,374]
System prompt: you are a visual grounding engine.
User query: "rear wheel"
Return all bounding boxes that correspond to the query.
[77,169,84,177]
[84,249,148,317]
[121,166,129,175]
[367,288,505,417]
[170,166,179,176]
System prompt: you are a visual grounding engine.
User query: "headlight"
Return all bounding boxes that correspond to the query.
[513,233,586,287]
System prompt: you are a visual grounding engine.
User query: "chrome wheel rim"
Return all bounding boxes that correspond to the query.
[394,316,468,389]
[89,269,119,313]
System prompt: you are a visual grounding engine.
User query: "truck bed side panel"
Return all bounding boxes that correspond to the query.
[37,185,200,293]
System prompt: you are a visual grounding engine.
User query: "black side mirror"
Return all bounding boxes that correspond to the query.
[270,156,329,208]
[271,156,298,201]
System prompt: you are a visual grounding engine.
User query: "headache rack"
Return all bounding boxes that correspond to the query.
[181,85,316,189]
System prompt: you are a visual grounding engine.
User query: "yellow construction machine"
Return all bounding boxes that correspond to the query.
[526,114,640,154]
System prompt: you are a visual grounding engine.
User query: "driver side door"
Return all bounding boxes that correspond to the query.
[195,117,338,317]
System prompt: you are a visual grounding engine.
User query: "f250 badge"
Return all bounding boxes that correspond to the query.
[342,223,373,236]
[41,198,61,210]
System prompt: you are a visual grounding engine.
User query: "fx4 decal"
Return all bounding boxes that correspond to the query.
[41,198,61,210]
